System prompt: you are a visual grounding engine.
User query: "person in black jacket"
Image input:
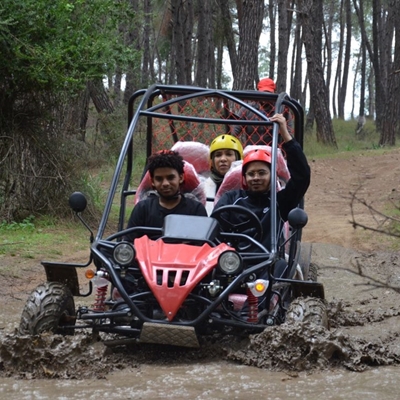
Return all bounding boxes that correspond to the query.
[213,113,310,253]
[125,150,207,241]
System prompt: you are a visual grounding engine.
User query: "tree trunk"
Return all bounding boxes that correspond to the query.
[338,0,352,119]
[233,0,265,90]
[276,0,291,92]
[371,0,393,135]
[113,67,122,108]
[353,0,374,123]
[59,86,91,141]
[208,2,216,90]
[170,0,193,85]
[353,0,367,136]
[332,0,343,119]
[290,14,303,102]
[218,0,238,78]
[379,0,400,146]
[184,0,194,85]
[123,0,140,104]
[195,0,213,87]
[305,96,315,133]
[298,0,337,146]
[268,1,276,79]
[141,0,152,88]
[216,39,224,89]
[88,80,114,114]
[88,80,114,136]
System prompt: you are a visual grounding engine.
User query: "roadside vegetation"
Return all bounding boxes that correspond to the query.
[0,215,88,266]
[304,118,388,157]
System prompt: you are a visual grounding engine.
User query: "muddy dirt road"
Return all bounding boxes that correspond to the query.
[1,148,400,399]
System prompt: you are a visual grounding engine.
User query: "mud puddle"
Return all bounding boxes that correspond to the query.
[1,301,399,381]
[0,318,400,399]
[1,291,400,399]
[1,363,399,400]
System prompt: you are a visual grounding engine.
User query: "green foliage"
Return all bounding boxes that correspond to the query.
[90,106,130,162]
[0,215,88,259]
[77,172,106,210]
[0,1,140,222]
[0,215,36,231]
[304,118,387,158]
[0,0,137,95]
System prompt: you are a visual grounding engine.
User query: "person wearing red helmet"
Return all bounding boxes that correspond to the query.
[213,113,310,252]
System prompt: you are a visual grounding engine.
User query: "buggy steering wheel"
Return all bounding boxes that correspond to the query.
[210,205,263,251]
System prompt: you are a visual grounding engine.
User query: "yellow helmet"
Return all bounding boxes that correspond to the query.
[209,134,243,160]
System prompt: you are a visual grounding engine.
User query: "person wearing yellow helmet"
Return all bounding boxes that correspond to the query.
[210,134,243,183]
[205,134,243,214]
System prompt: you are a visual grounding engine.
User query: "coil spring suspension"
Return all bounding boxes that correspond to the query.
[247,288,258,323]
[93,285,108,312]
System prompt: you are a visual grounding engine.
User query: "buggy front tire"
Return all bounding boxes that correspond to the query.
[285,297,328,329]
[19,282,76,335]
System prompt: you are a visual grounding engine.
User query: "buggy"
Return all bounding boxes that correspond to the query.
[19,85,327,347]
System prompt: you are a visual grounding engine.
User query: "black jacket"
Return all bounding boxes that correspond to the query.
[213,139,310,251]
[125,194,207,241]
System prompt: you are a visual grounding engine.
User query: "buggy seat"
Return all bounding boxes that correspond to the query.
[171,141,210,176]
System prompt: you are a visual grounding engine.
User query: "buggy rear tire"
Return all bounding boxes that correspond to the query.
[19,282,75,335]
[285,297,328,328]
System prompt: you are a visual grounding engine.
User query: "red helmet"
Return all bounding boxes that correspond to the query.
[242,149,272,189]
[242,149,272,173]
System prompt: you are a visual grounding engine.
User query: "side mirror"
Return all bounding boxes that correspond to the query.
[69,192,87,213]
[288,207,308,229]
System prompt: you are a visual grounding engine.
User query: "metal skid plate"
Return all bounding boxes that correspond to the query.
[140,322,200,348]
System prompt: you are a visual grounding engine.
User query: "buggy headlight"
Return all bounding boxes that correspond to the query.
[218,251,243,275]
[113,242,135,266]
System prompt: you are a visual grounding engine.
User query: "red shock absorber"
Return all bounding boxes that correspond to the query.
[93,285,108,312]
[246,287,258,323]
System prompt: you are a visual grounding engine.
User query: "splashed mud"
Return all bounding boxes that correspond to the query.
[227,318,400,372]
[0,333,116,379]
